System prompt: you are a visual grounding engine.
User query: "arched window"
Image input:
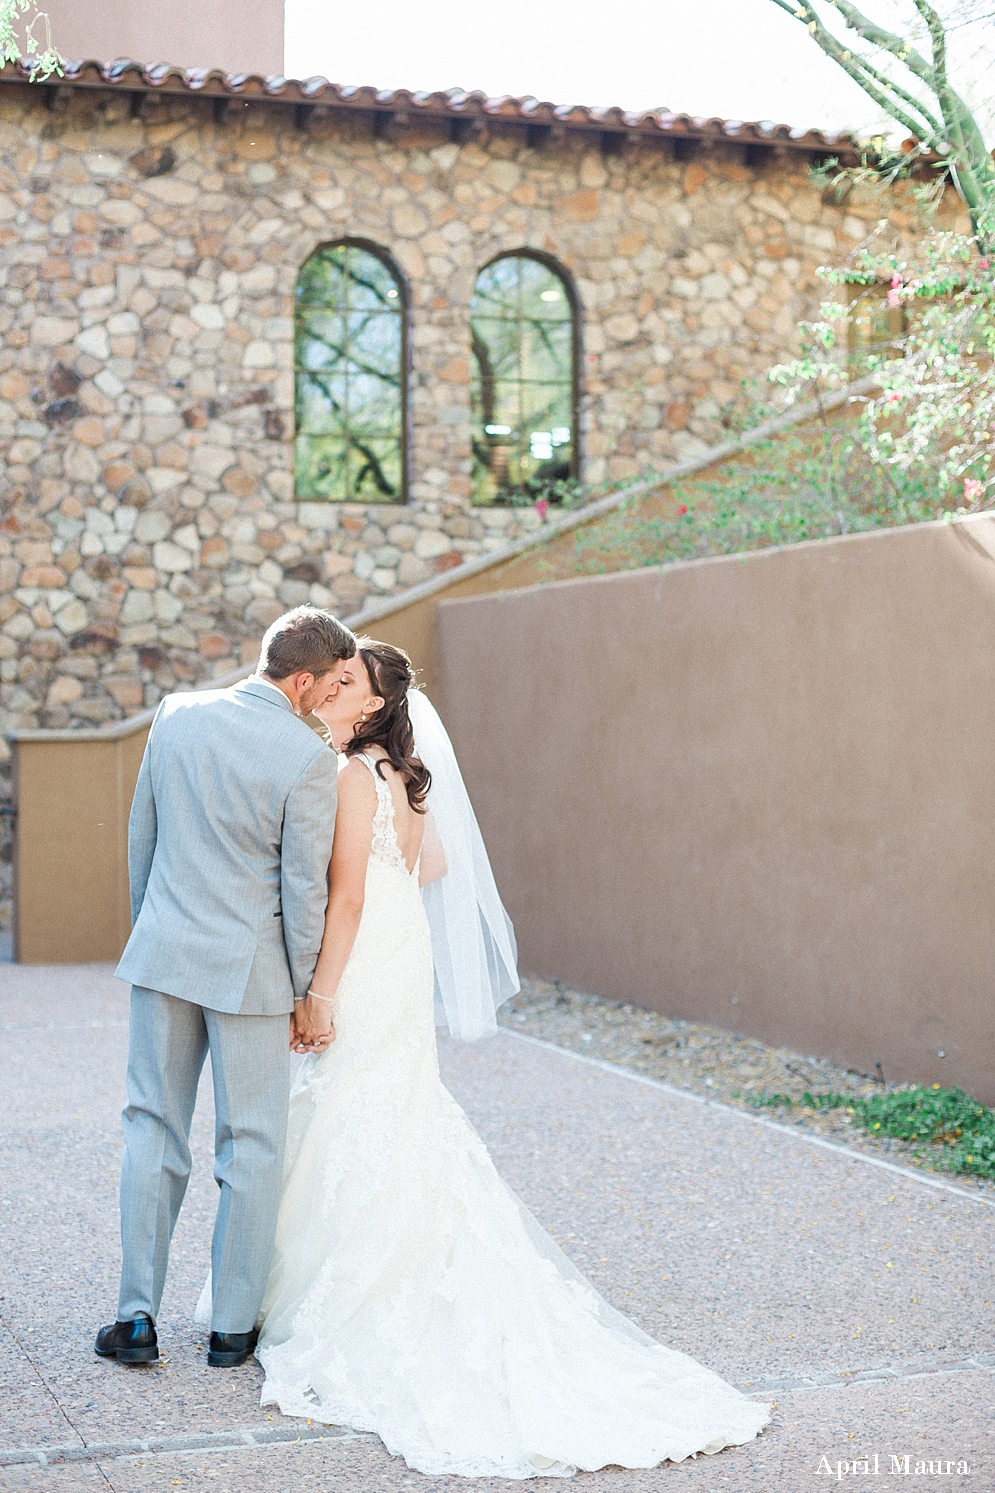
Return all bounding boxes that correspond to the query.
[294,241,406,502]
[470,253,577,506]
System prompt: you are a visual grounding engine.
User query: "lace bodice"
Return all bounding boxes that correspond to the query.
[356,752,417,877]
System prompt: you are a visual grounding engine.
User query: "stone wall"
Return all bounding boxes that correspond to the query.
[0,79,951,924]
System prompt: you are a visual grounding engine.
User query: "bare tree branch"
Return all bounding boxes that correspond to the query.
[770,0,995,248]
[769,0,943,141]
[827,0,935,84]
[911,0,995,224]
[829,50,943,136]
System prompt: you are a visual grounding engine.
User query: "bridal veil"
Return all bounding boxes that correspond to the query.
[407,688,519,1040]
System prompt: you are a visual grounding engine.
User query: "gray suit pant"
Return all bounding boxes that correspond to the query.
[118,986,290,1333]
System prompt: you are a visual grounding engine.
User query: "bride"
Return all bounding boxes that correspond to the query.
[236,639,769,1478]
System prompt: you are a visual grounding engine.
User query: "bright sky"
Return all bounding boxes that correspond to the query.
[284,0,893,139]
[285,0,995,144]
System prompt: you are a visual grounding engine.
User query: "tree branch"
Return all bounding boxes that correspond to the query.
[810,5,945,137]
[769,0,942,143]
[913,0,995,232]
[825,0,934,86]
[770,0,994,246]
[833,51,942,136]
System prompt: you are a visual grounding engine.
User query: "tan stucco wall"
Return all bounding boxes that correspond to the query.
[435,518,995,1104]
[43,0,284,75]
[13,724,147,962]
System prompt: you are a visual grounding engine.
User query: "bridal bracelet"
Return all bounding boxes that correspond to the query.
[307,988,335,1004]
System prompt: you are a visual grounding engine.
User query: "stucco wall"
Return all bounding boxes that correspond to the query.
[435,518,995,1104]
[0,76,960,924]
[42,0,284,75]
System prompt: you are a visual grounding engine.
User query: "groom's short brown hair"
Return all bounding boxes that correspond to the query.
[260,606,356,681]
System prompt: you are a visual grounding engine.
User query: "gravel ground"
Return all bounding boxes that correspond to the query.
[2,963,992,1493]
[499,976,995,1201]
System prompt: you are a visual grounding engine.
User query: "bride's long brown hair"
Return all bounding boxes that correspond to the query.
[344,639,431,812]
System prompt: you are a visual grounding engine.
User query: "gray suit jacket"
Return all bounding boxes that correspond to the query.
[116,678,338,1015]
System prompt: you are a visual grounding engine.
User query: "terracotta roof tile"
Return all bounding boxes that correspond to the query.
[0,56,857,153]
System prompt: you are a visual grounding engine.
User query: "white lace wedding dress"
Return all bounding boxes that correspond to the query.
[253,755,770,1478]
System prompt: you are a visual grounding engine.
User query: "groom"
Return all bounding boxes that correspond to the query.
[95,605,356,1369]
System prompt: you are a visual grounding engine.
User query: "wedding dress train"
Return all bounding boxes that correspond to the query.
[252,756,769,1478]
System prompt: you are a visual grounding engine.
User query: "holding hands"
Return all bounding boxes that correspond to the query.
[290,991,335,1054]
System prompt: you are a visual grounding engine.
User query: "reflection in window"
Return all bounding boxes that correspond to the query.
[470,255,575,505]
[846,281,906,363]
[295,243,404,502]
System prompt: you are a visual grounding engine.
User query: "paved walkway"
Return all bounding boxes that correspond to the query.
[1,963,992,1492]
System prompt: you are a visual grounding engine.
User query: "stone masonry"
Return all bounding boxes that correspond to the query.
[0,73,954,923]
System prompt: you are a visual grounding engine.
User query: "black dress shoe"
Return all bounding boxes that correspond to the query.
[94,1314,159,1364]
[207,1328,259,1368]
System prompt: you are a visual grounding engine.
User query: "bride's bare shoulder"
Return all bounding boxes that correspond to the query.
[336,756,377,800]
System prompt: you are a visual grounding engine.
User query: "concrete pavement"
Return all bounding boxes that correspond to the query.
[0,962,991,1492]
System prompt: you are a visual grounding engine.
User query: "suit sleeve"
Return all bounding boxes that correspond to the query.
[281,746,338,998]
[127,703,164,926]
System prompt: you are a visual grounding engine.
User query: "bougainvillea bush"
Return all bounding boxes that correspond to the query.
[771,229,995,512]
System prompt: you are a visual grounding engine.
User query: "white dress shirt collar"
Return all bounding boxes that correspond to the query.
[247,674,294,708]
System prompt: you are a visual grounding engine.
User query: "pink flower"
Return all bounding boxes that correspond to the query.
[535,498,549,520]
[964,478,983,503]
[890,272,903,288]
[887,289,901,308]
[677,503,689,516]
[978,258,990,271]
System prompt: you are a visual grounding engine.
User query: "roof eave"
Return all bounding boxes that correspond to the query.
[0,58,859,156]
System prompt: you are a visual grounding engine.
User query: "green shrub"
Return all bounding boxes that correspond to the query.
[854,1084,995,1179]
[750,1083,995,1180]
[570,416,943,578]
